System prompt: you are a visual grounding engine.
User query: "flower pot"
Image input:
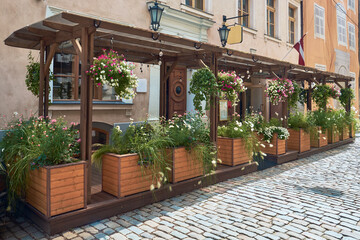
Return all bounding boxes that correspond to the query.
[310,127,328,148]
[340,126,350,141]
[166,147,203,183]
[26,161,86,217]
[287,129,311,153]
[328,127,340,144]
[259,133,286,155]
[102,153,158,198]
[217,137,251,166]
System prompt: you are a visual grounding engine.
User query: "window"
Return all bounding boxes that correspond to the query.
[185,0,205,11]
[348,22,356,50]
[238,0,249,28]
[267,0,275,37]
[314,4,325,39]
[348,0,355,12]
[52,51,118,101]
[336,3,347,46]
[289,6,295,44]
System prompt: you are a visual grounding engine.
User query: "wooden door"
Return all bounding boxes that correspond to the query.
[168,67,187,119]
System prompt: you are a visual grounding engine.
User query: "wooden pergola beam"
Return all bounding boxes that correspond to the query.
[44,43,59,76]
[38,40,45,117]
[43,20,75,32]
[71,38,82,55]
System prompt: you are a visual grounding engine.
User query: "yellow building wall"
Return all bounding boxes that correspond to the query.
[303,0,359,111]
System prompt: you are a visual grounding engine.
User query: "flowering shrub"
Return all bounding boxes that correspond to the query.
[265,78,295,105]
[329,85,341,99]
[0,116,80,209]
[261,126,289,142]
[88,49,138,99]
[217,71,247,105]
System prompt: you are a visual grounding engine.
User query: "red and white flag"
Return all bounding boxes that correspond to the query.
[294,34,306,66]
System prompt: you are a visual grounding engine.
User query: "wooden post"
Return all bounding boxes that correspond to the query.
[44,46,50,117]
[307,80,312,111]
[80,27,90,203]
[39,40,45,116]
[210,53,218,143]
[86,32,94,203]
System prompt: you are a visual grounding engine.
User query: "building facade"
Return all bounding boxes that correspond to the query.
[303,0,359,109]
[2,0,354,137]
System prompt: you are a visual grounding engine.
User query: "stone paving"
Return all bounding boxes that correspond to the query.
[1,138,360,240]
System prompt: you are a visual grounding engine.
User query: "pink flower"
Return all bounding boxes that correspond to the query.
[51,119,57,124]
[77,138,81,143]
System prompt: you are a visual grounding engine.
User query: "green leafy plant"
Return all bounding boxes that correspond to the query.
[288,82,301,109]
[218,118,262,159]
[339,88,355,109]
[312,85,340,110]
[0,116,80,209]
[88,49,138,99]
[25,52,54,97]
[189,68,218,113]
[92,121,173,189]
[288,111,310,132]
[217,71,246,105]
[162,112,217,174]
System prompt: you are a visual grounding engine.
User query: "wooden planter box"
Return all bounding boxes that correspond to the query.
[217,137,251,166]
[328,127,340,144]
[26,161,86,217]
[287,129,311,153]
[167,147,203,183]
[310,127,328,148]
[340,126,350,141]
[259,133,286,155]
[102,153,158,198]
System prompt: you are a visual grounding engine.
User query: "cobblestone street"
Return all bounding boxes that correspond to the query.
[1,138,360,240]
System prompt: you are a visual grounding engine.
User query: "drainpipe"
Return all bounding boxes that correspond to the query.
[300,0,304,37]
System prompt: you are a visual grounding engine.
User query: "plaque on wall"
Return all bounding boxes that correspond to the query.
[219,100,228,121]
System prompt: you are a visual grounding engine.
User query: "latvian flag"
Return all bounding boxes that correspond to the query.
[294,34,306,66]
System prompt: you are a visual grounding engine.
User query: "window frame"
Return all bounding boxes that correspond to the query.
[314,3,325,39]
[336,3,347,47]
[238,0,250,28]
[348,22,356,51]
[288,6,296,44]
[185,0,205,11]
[348,0,355,12]
[266,0,276,37]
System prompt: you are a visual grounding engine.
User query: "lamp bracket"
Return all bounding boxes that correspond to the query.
[226,49,233,56]
[94,20,101,28]
[223,14,249,23]
[152,32,160,40]
[194,42,202,49]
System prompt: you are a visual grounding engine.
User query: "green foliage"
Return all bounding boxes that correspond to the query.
[25,52,54,97]
[299,89,308,105]
[339,88,355,109]
[260,126,289,142]
[0,116,80,209]
[244,112,264,132]
[189,68,218,113]
[288,111,310,132]
[312,85,340,110]
[288,82,301,109]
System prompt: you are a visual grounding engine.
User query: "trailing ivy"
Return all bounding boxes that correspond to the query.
[189,68,218,113]
[339,88,355,109]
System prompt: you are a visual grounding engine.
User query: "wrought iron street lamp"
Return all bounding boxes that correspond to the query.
[218,14,248,47]
[148,1,164,32]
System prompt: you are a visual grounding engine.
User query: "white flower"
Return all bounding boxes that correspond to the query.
[260,144,266,148]
[150,184,155,191]
[157,181,161,188]
[269,144,274,148]
[13,112,18,116]
[234,127,239,131]
[275,112,279,116]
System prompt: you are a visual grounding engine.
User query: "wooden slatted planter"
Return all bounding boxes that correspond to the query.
[259,133,286,155]
[328,127,340,144]
[102,153,158,198]
[310,127,328,148]
[167,147,203,183]
[26,161,86,217]
[217,137,251,166]
[340,126,350,141]
[287,129,311,153]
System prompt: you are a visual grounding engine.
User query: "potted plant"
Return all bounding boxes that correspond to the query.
[189,67,218,113]
[217,115,261,166]
[0,116,84,217]
[307,110,330,148]
[92,121,172,198]
[312,85,340,110]
[326,110,341,144]
[217,71,247,106]
[257,118,290,155]
[265,78,295,105]
[87,49,138,100]
[287,112,311,153]
[162,112,217,183]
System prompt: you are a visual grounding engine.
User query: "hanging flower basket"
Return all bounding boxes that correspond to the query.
[88,49,138,99]
[218,71,247,105]
[265,78,295,105]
